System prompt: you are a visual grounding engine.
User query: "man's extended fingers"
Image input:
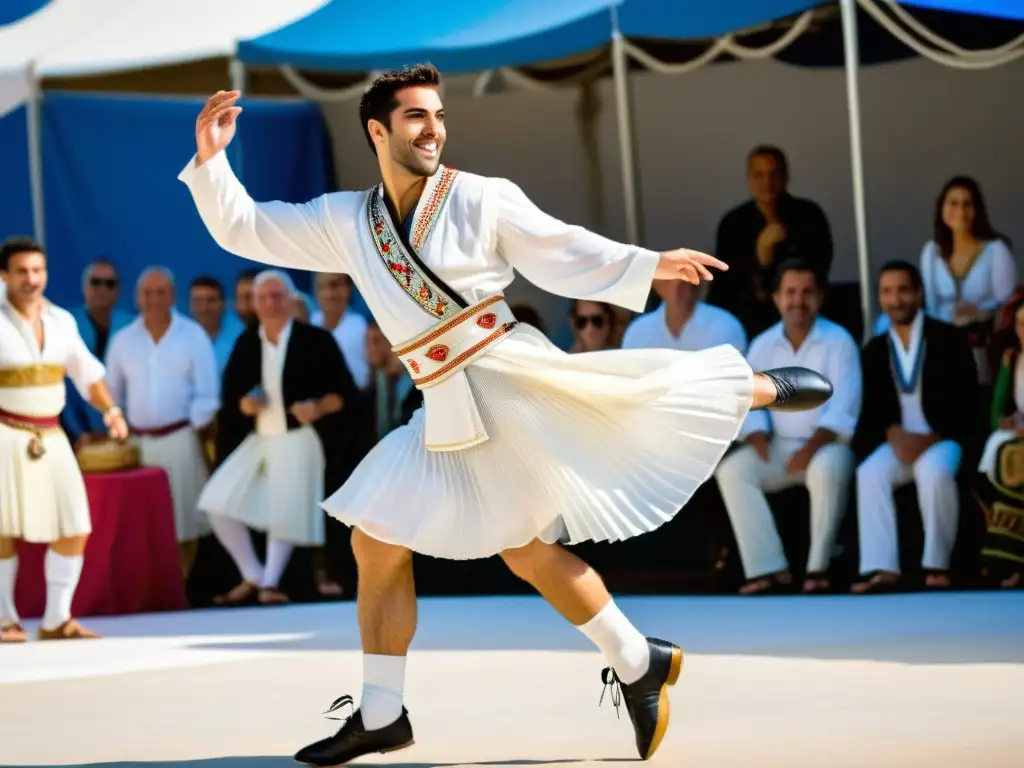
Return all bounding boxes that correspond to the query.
[197,102,240,132]
[691,252,729,271]
[197,90,240,122]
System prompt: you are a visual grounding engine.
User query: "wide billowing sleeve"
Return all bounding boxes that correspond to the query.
[178,150,349,274]
[489,178,659,314]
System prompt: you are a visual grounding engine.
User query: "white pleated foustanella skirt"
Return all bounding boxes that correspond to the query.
[198,427,326,546]
[138,428,210,542]
[324,324,754,560]
[0,423,91,543]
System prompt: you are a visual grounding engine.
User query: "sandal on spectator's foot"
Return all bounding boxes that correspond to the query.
[923,570,951,590]
[802,573,832,594]
[38,619,100,640]
[1,622,26,643]
[739,571,793,595]
[316,580,345,599]
[214,580,259,607]
[258,587,290,605]
[851,571,900,594]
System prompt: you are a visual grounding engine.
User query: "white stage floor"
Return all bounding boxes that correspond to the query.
[1,592,1022,767]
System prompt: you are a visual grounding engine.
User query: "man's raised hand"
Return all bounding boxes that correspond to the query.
[654,248,729,285]
[196,90,242,166]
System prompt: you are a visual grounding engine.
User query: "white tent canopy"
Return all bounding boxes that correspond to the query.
[0,0,328,117]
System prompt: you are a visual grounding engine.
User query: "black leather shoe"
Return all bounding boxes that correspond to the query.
[600,638,683,760]
[761,367,833,412]
[293,695,414,766]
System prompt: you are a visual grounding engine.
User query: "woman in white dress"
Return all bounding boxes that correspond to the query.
[920,176,1015,382]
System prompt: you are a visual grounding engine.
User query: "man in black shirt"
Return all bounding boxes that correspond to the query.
[709,146,833,338]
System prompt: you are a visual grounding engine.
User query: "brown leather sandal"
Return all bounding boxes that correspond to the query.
[38,619,101,640]
[851,571,901,594]
[1,622,27,643]
[214,580,259,606]
[802,572,832,594]
[739,571,793,595]
[258,587,290,605]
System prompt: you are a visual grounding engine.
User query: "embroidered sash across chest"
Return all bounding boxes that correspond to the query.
[366,166,463,320]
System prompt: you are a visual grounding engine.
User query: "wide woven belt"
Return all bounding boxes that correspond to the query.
[393,295,518,390]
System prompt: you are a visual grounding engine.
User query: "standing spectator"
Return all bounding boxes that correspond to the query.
[233,269,259,328]
[199,270,358,606]
[709,146,833,338]
[189,276,245,377]
[714,260,860,594]
[312,273,371,391]
[569,300,620,353]
[105,267,220,579]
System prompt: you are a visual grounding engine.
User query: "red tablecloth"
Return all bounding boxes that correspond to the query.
[15,466,188,618]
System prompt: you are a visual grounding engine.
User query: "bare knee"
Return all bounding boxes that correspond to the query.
[500,539,559,584]
[351,527,412,579]
[51,535,88,557]
[0,537,16,559]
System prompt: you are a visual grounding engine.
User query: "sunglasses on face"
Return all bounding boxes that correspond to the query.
[89,277,118,289]
[574,314,606,331]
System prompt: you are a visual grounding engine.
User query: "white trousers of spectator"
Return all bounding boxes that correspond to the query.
[856,441,962,575]
[716,436,854,579]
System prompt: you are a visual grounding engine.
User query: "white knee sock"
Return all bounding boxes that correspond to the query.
[360,654,406,730]
[261,539,293,589]
[0,556,19,625]
[577,600,650,685]
[209,515,265,584]
[41,550,83,631]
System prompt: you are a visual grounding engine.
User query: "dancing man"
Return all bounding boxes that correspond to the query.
[179,66,832,763]
[0,237,129,642]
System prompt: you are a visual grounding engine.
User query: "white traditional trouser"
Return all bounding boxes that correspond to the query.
[715,436,854,579]
[856,441,962,575]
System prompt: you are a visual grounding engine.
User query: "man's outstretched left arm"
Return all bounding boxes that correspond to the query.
[490,178,724,313]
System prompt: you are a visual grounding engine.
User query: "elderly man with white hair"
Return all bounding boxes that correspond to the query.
[199,270,358,605]
[105,266,220,579]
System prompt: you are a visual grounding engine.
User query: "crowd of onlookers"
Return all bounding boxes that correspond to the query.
[25,144,1024,600]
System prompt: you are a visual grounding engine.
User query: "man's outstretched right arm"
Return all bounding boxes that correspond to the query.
[177,90,347,274]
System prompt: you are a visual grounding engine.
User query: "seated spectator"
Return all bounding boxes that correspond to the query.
[709,145,833,338]
[714,260,859,594]
[852,261,980,593]
[358,321,423,453]
[312,273,371,391]
[976,295,1024,589]
[189,275,244,377]
[568,300,619,353]
[622,279,746,354]
[877,176,1014,385]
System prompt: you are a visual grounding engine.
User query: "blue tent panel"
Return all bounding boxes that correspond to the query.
[620,0,825,39]
[0,0,49,27]
[901,1,1024,21]
[239,0,619,74]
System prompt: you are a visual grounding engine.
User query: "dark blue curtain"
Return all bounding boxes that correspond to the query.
[40,92,335,310]
[0,106,34,241]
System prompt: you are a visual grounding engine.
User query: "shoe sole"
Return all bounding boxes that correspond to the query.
[302,739,415,767]
[644,646,684,761]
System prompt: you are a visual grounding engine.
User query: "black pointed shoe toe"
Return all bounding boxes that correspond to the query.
[600,638,684,760]
[293,695,414,766]
[762,366,833,412]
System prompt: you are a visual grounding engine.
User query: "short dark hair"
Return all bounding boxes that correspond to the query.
[0,236,45,271]
[235,269,260,286]
[773,258,823,292]
[358,64,442,155]
[190,275,224,298]
[748,145,789,177]
[878,260,922,291]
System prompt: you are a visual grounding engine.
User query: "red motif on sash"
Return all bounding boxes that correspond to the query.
[407,359,420,374]
[426,344,449,362]
[476,312,497,329]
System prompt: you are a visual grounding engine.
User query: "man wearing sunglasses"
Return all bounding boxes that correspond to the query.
[62,261,134,446]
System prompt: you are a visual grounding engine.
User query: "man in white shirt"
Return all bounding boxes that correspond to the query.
[312,273,371,391]
[621,279,747,354]
[106,267,220,579]
[714,259,861,594]
[851,261,980,593]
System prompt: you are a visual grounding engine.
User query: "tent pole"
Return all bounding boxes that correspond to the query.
[610,8,643,245]
[26,66,45,246]
[229,58,246,181]
[839,0,872,342]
